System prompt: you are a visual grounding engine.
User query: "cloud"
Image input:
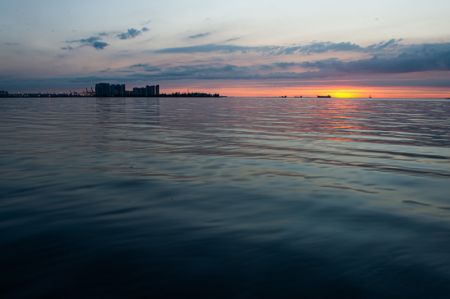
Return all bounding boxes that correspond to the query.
[63,24,149,51]
[155,40,402,55]
[124,63,266,80]
[5,46,449,92]
[149,40,450,81]
[224,37,241,43]
[276,42,363,55]
[66,35,109,50]
[115,62,320,81]
[156,44,264,54]
[117,27,148,40]
[123,42,450,83]
[188,32,211,39]
[129,63,161,72]
[367,39,402,51]
[81,37,109,50]
[23,36,450,91]
[301,42,450,74]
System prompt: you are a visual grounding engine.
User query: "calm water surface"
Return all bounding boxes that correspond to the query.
[1,97,450,298]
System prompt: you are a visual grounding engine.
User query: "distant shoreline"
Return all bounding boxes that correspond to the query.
[1,95,449,100]
[0,94,226,99]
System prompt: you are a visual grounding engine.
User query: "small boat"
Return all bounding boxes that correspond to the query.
[317,95,332,99]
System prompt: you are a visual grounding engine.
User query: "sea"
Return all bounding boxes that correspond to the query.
[1,97,449,298]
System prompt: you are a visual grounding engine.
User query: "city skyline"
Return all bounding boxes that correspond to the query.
[0,0,450,98]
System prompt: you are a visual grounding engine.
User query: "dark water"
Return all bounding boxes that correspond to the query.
[1,97,450,298]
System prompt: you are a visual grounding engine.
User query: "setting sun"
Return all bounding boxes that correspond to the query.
[331,89,366,98]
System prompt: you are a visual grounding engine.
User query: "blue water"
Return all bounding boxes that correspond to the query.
[1,97,450,298]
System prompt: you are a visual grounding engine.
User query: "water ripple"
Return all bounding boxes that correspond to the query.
[1,97,450,298]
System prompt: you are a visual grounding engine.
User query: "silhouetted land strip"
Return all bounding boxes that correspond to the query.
[1,82,224,98]
[0,92,224,98]
[159,92,223,98]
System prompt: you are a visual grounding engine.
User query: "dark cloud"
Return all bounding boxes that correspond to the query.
[3,60,449,93]
[277,42,363,55]
[66,35,109,50]
[117,62,324,81]
[117,27,148,40]
[188,32,211,39]
[127,42,450,82]
[64,24,149,51]
[224,37,241,43]
[129,63,161,72]
[156,44,264,54]
[125,63,264,80]
[155,40,402,55]
[367,39,402,51]
[83,38,109,50]
[301,43,450,74]
[14,37,448,92]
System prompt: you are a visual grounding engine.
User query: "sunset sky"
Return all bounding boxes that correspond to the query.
[1,0,449,97]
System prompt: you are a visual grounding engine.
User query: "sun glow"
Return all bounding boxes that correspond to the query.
[331,89,366,98]
[201,84,450,98]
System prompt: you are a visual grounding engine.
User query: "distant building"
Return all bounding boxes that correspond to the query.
[133,84,160,97]
[95,83,111,97]
[0,90,9,97]
[95,83,127,97]
[111,84,126,97]
[95,82,161,97]
[132,87,146,97]
[150,85,156,96]
[145,85,153,97]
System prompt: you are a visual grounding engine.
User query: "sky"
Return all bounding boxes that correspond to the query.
[0,0,449,97]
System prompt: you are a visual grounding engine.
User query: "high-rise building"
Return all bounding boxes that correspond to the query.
[133,87,146,97]
[95,83,111,97]
[143,85,157,96]
[95,82,161,97]
[111,84,126,97]
[96,83,127,97]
